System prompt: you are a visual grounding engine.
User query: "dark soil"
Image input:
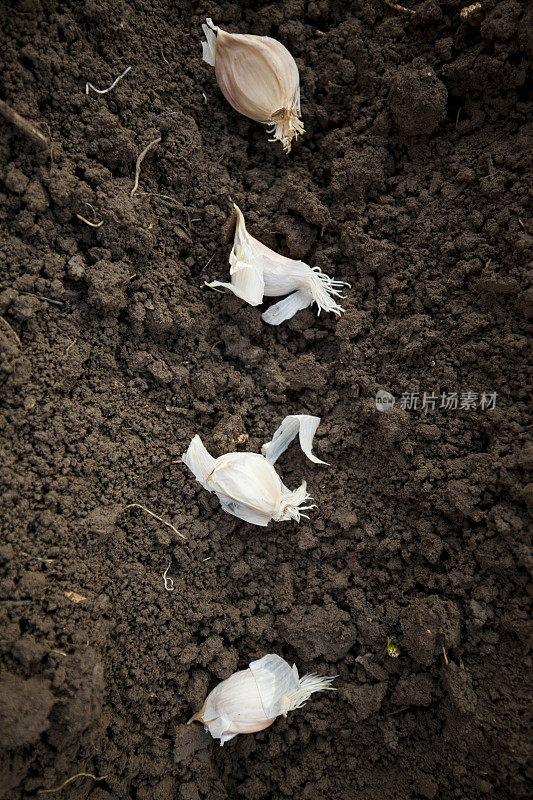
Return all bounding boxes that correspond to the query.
[1,1,532,798]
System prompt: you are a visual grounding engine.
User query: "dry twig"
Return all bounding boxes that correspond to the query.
[34,294,63,306]
[202,252,216,272]
[383,0,416,14]
[0,99,50,148]
[0,316,21,346]
[0,285,64,307]
[125,503,185,540]
[130,137,161,197]
[38,772,107,794]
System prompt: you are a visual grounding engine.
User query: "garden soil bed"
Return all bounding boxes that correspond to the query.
[1,1,532,798]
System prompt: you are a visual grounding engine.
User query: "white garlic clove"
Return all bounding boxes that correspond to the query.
[188,654,336,745]
[188,668,277,745]
[182,414,326,526]
[206,205,348,324]
[210,452,284,519]
[201,19,304,152]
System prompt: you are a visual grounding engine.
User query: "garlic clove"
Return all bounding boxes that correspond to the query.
[206,205,348,324]
[262,414,328,466]
[201,20,304,152]
[190,665,276,745]
[182,415,326,526]
[188,654,336,745]
[209,452,283,518]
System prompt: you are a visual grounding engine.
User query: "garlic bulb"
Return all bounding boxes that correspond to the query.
[182,414,327,526]
[201,19,304,153]
[188,654,336,745]
[206,205,348,325]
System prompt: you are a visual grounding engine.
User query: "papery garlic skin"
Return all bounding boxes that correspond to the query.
[202,19,304,153]
[206,205,348,325]
[261,414,328,466]
[188,654,336,746]
[182,414,326,526]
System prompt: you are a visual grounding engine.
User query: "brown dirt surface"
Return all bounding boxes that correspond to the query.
[1,1,532,799]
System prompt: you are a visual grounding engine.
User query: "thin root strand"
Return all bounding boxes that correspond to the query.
[162,561,174,591]
[86,66,131,95]
[0,285,64,307]
[65,338,77,356]
[382,0,416,14]
[38,773,108,794]
[125,503,185,540]
[130,137,161,197]
[76,214,104,228]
